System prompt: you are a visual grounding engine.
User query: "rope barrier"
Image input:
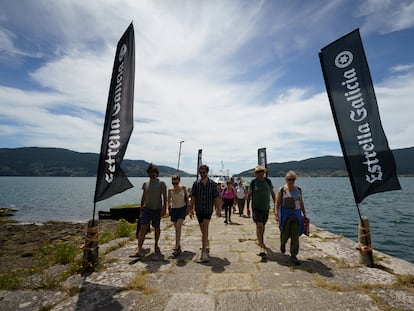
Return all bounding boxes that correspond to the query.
[80,226,98,250]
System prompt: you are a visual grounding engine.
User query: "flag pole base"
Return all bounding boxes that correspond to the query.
[81,219,99,270]
[358,216,374,267]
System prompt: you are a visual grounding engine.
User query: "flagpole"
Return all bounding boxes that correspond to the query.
[177,140,184,172]
[92,203,96,226]
[356,203,374,267]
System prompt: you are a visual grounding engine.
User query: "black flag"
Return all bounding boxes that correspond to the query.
[196,149,202,180]
[94,23,135,203]
[258,148,267,170]
[319,29,401,204]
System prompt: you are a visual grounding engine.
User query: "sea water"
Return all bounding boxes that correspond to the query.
[0,176,413,263]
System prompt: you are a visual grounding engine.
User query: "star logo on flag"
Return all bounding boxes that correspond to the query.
[335,51,353,68]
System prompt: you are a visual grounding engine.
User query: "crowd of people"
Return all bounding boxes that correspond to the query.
[129,163,308,265]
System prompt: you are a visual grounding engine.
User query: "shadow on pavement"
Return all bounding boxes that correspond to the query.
[172,250,197,267]
[76,273,125,311]
[199,256,231,273]
[265,248,334,277]
[128,250,170,273]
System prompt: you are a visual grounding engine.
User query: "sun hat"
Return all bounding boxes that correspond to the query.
[253,165,267,173]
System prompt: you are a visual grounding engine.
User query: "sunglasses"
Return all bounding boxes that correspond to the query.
[199,171,207,174]
[287,178,296,181]
[172,182,179,184]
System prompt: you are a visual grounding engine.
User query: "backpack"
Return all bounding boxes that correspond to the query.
[279,186,302,208]
[250,177,272,190]
[250,177,272,199]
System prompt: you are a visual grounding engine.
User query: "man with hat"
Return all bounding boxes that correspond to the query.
[246,165,276,256]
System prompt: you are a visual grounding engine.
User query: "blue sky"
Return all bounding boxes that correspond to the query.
[1,0,413,175]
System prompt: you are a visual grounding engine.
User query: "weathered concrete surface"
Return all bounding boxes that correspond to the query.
[1,214,413,311]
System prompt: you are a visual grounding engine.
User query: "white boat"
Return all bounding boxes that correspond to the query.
[210,161,231,186]
[212,175,228,184]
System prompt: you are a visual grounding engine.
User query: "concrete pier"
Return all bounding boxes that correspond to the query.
[1,214,413,310]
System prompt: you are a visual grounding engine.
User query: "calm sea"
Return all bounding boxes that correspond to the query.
[0,176,413,263]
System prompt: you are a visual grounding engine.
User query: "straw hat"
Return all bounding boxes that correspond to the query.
[253,165,267,173]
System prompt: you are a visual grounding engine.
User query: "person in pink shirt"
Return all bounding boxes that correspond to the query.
[221,181,236,224]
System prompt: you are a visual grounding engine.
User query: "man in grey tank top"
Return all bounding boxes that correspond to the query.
[130,163,167,258]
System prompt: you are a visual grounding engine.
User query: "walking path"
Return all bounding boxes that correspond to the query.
[1,214,414,310]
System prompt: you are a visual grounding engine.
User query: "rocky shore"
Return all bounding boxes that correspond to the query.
[1,216,413,310]
[0,220,86,277]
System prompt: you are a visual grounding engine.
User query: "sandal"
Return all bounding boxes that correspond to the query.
[172,247,182,257]
[259,248,266,257]
[129,250,143,258]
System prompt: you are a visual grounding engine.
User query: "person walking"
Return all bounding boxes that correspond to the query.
[235,180,247,216]
[191,164,221,262]
[221,180,236,224]
[275,170,307,265]
[216,181,224,217]
[246,165,276,257]
[130,163,167,258]
[167,173,191,257]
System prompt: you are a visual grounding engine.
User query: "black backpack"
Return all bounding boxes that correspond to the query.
[250,178,272,197]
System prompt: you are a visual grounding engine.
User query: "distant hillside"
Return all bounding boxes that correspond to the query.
[238,146,414,177]
[0,146,412,177]
[0,147,191,177]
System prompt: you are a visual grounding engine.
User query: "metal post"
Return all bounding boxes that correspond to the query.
[177,140,184,172]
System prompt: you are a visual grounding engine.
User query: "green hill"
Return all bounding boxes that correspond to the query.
[0,147,191,177]
[238,147,414,177]
[0,146,412,177]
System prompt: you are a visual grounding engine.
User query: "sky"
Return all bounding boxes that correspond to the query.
[1,0,413,176]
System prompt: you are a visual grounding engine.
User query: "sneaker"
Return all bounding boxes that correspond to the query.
[290,256,300,265]
[200,252,209,263]
[280,244,286,254]
[224,220,228,224]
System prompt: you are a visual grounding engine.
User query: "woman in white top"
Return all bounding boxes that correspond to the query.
[235,181,247,216]
[167,173,191,257]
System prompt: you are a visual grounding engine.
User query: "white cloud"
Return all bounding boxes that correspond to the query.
[0,1,413,175]
[358,0,414,34]
[376,71,414,149]
[390,63,414,73]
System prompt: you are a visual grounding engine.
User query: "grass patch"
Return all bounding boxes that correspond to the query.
[313,275,346,291]
[0,219,136,290]
[128,271,156,294]
[111,203,140,209]
[99,219,136,244]
[0,269,24,290]
[396,274,414,288]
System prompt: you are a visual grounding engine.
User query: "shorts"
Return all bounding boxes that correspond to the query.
[252,209,269,224]
[170,206,187,222]
[139,208,162,228]
[196,212,212,224]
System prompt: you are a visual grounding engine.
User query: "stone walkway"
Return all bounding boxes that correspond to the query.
[1,213,414,310]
